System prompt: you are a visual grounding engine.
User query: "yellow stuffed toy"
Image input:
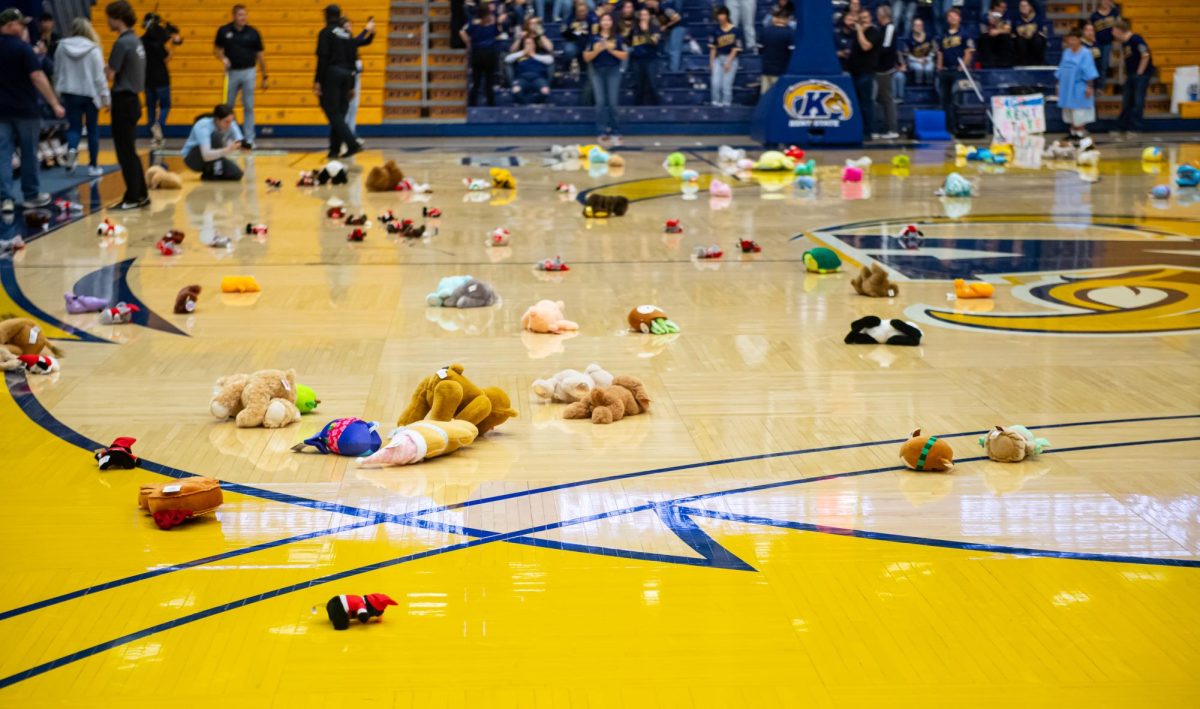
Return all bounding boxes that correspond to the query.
[358,420,479,467]
[220,276,261,293]
[397,364,517,433]
[490,167,517,189]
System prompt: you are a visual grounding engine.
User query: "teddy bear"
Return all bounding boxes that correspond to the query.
[397,364,517,435]
[851,264,899,298]
[531,363,613,403]
[210,368,305,428]
[220,276,261,293]
[490,167,517,189]
[583,193,629,218]
[627,305,679,334]
[844,316,923,346]
[425,275,473,307]
[563,375,651,424]
[0,317,63,372]
[521,300,578,334]
[146,164,182,189]
[953,279,994,299]
[365,160,405,191]
[445,278,497,308]
[358,419,479,467]
[317,160,348,185]
[174,285,202,314]
[899,429,954,472]
[802,247,841,273]
[978,425,1050,463]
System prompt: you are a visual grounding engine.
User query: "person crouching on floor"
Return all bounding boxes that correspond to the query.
[181,103,244,181]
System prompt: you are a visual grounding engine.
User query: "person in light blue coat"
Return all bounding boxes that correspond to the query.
[1055,26,1098,141]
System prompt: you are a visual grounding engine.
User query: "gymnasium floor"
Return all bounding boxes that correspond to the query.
[1,136,1198,707]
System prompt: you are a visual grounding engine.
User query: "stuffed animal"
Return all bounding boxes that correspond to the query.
[344,214,369,226]
[95,436,137,470]
[292,418,382,456]
[532,363,613,403]
[793,159,816,176]
[397,364,517,435]
[17,353,58,374]
[735,158,755,172]
[297,171,316,187]
[326,205,346,219]
[317,160,348,185]
[265,178,282,189]
[844,316,923,346]
[96,219,124,237]
[295,384,320,414]
[895,225,923,250]
[899,429,954,472]
[365,160,405,191]
[536,256,570,272]
[802,247,841,273]
[953,279,994,298]
[358,420,479,467]
[738,239,762,253]
[24,210,50,231]
[326,593,398,630]
[0,318,62,363]
[65,293,107,313]
[709,178,732,197]
[937,172,973,197]
[665,152,686,168]
[245,223,268,236]
[146,164,182,189]
[156,237,182,256]
[664,219,683,234]
[1141,146,1164,163]
[978,425,1050,463]
[464,177,489,191]
[521,300,578,334]
[53,198,83,213]
[490,167,517,189]
[563,375,651,424]
[423,206,442,218]
[851,264,899,298]
[846,156,872,170]
[842,166,863,182]
[583,193,629,218]
[1042,140,1076,160]
[794,175,816,190]
[220,275,261,293]
[174,285,201,314]
[1076,146,1100,167]
[587,146,610,164]
[891,154,910,168]
[138,477,223,529]
[784,145,805,161]
[210,369,305,428]
[718,145,745,163]
[100,302,140,324]
[1150,185,1171,200]
[445,278,497,308]
[694,244,723,259]
[627,305,679,334]
[753,150,795,171]
[347,228,367,242]
[425,275,473,307]
[1176,165,1200,188]
[555,183,577,195]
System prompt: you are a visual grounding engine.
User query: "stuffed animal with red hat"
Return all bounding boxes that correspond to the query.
[784,145,805,162]
[344,214,369,226]
[96,219,124,237]
[297,171,316,187]
[18,353,59,374]
[347,228,367,242]
[95,436,137,470]
[156,230,184,255]
[292,418,382,457]
[895,225,924,250]
[245,223,268,236]
[265,178,282,189]
[326,205,346,219]
[738,239,762,253]
[100,302,140,325]
[397,220,426,238]
[489,227,510,246]
[378,210,396,224]
[325,593,398,630]
[695,245,723,259]
[664,219,683,234]
[536,256,569,272]
[422,206,442,218]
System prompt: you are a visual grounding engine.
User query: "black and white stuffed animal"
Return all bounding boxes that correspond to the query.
[316,160,348,186]
[844,316,923,346]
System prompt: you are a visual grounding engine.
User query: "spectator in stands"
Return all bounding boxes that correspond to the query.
[462,6,501,107]
[142,12,181,148]
[627,7,660,105]
[343,16,376,133]
[835,11,856,72]
[643,0,683,73]
[506,35,553,104]
[182,103,244,180]
[616,1,635,38]
[105,1,149,210]
[762,0,794,29]
[214,5,266,150]
[1056,26,1097,142]
[977,2,1014,68]
[1112,18,1152,138]
[583,11,626,144]
[1012,0,1047,65]
[935,7,974,134]
[36,12,58,59]
[726,0,755,56]
[903,17,935,86]
[891,0,916,38]
[874,5,900,140]
[846,9,879,140]
[511,14,554,54]
[709,6,743,108]
[1089,0,1119,91]
[0,6,65,212]
[55,18,108,176]
[835,0,861,28]
[759,9,793,94]
[314,4,363,158]
[1082,22,1102,84]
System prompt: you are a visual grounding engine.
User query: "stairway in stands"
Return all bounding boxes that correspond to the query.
[385,1,466,121]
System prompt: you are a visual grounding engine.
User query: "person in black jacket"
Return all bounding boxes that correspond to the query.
[313,4,363,158]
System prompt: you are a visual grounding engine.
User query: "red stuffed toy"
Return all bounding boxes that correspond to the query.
[95,436,138,470]
[784,145,805,161]
[347,228,367,242]
[738,239,762,253]
[326,206,346,219]
[422,206,442,218]
[664,219,683,234]
[325,593,398,630]
[18,353,59,374]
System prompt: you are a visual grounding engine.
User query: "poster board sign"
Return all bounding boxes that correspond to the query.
[991,94,1046,139]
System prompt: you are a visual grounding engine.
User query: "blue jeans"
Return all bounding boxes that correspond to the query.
[0,116,41,201]
[226,68,256,143]
[711,56,738,105]
[892,0,918,36]
[1096,43,1112,91]
[665,26,684,73]
[1119,72,1151,132]
[145,85,171,132]
[852,73,875,138]
[63,93,100,167]
[590,64,620,134]
[909,55,934,85]
[346,71,362,131]
[514,74,550,104]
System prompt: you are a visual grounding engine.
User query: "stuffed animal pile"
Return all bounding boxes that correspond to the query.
[1,318,63,369]
[357,420,479,467]
[564,375,651,424]
[532,364,613,403]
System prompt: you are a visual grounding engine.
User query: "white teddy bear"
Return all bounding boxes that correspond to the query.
[531,364,614,403]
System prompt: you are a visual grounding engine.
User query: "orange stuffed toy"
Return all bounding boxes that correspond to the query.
[563,375,651,424]
[953,279,995,298]
[899,429,955,472]
[138,477,224,529]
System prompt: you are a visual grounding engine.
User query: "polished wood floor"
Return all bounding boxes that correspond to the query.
[1,137,1198,707]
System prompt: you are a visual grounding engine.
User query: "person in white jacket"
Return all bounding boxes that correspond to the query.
[53,18,109,175]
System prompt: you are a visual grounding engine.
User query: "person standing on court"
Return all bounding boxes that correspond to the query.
[873,4,900,140]
[213,4,266,150]
[0,6,66,213]
[314,4,363,158]
[142,12,181,148]
[846,8,879,141]
[104,1,149,210]
[1112,19,1152,139]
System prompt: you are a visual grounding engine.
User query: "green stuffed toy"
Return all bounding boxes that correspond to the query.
[664,152,686,168]
[803,247,842,274]
[792,159,816,176]
[753,150,796,172]
[295,384,320,414]
[891,154,910,168]
[628,305,680,334]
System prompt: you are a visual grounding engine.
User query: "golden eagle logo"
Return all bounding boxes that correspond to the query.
[783,81,853,125]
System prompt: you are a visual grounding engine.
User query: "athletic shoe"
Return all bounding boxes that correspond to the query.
[882,132,900,140]
[21,193,51,209]
[150,122,164,147]
[65,148,78,173]
[1,199,13,213]
[88,165,104,177]
[240,142,254,151]
[113,197,151,210]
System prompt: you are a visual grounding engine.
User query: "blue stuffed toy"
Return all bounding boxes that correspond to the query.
[938,172,973,198]
[1175,165,1200,188]
[292,418,382,457]
[425,275,473,306]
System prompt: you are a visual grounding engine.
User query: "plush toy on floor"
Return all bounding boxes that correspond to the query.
[532,363,614,403]
[95,436,137,470]
[521,300,579,334]
[718,145,745,163]
[146,164,182,189]
[0,318,63,367]
[979,425,1050,463]
[664,152,686,168]
[895,224,923,250]
[583,193,629,217]
[891,154,910,168]
[265,178,282,189]
[490,167,517,189]
[16,353,58,374]
[793,159,816,176]
[396,364,517,435]
[1141,146,1164,163]
[358,419,479,467]
[317,160,348,185]
[425,275,473,306]
[794,175,816,190]
[96,219,124,237]
[555,183,577,195]
[292,418,382,456]
[784,145,805,161]
[325,593,398,630]
[664,219,683,234]
[628,305,680,334]
[347,228,367,242]
[953,279,994,298]
[295,384,320,414]
[156,229,185,255]
[753,150,796,171]
[709,178,732,197]
[899,429,955,472]
[536,256,570,272]
[936,172,974,197]
[841,166,863,182]
[423,206,442,218]
[802,247,841,273]
[297,171,316,187]
[464,177,489,191]
[245,223,268,236]
[65,293,108,313]
[174,285,201,313]
[210,368,308,428]
[489,227,510,246]
[100,302,140,324]
[694,244,723,259]
[844,315,923,346]
[365,160,405,191]
[738,239,762,253]
[1177,165,1200,188]
[138,477,224,530]
[445,278,497,308]
[563,375,651,424]
[220,275,261,293]
[326,205,346,219]
[344,214,369,226]
[851,264,899,298]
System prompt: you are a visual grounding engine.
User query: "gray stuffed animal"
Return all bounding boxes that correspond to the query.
[444,278,497,308]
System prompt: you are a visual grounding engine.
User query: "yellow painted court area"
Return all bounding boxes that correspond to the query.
[0,139,1198,706]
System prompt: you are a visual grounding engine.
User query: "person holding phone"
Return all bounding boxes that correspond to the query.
[582,12,627,144]
[182,103,244,181]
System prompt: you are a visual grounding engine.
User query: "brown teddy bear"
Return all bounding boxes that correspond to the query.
[851,264,899,298]
[899,429,954,472]
[146,164,183,189]
[365,160,405,192]
[397,364,517,434]
[0,317,63,370]
[583,193,629,218]
[174,285,201,314]
[563,375,650,424]
[210,368,302,428]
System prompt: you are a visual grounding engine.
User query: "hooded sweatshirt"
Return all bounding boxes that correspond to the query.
[54,36,110,108]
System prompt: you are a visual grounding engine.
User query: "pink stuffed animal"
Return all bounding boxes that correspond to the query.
[709,178,732,198]
[842,166,863,182]
[520,300,579,334]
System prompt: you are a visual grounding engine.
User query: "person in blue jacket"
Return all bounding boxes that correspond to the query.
[1055,26,1098,141]
[182,103,244,181]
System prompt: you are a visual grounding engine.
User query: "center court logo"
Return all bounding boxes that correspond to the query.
[783,80,853,128]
